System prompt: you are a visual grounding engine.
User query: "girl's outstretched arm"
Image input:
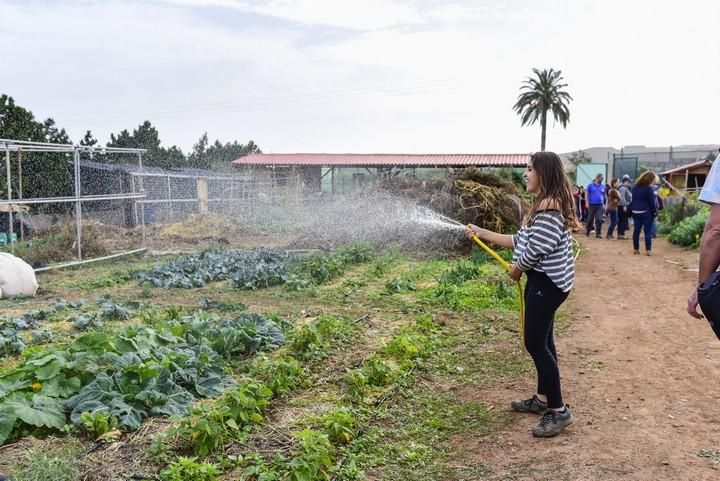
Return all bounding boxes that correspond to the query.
[465,224,514,249]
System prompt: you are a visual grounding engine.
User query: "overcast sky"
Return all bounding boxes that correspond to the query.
[1,0,718,155]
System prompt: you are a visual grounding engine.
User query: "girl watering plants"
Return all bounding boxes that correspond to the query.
[465,151,580,438]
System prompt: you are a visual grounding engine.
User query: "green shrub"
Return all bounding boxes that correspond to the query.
[668,210,709,247]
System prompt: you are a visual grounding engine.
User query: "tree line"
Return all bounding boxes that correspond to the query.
[0,94,260,171]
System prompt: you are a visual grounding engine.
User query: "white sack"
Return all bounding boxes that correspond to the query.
[0,253,38,298]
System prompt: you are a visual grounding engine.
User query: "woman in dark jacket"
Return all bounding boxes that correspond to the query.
[630,171,658,255]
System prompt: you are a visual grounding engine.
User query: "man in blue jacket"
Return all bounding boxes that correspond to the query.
[585,173,606,238]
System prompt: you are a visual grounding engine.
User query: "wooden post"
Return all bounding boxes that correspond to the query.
[198,176,208,213]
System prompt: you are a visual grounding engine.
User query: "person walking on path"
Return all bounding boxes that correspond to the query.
[630,171,658,255]
[466,151,580,438]
[578,185,588,222]
[617,175,633,239]
[687,153,720,325]
[585,173,606,237]
[606,178,621,239]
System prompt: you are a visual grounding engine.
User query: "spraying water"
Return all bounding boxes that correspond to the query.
[140,183,473,251]
[280,190,469,251]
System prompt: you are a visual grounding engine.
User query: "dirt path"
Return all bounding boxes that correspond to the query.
[464,236,720,481]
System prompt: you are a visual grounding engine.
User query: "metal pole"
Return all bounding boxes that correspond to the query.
[131,173,138,226]
[18,149,24,242]
[5,145,12,252]
[33,248,147,273]
[73,147,82,260]
[138,153,146,249]
[167,175,172,221]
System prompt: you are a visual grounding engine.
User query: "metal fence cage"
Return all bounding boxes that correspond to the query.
[1,139,147,271]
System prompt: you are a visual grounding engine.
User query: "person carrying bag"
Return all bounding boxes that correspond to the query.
[688,151,720,337]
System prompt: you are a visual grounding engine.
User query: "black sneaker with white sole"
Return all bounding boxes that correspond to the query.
[510,395,548,414]
[532,405,574,437]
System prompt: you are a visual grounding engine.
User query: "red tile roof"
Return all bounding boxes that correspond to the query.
[232,153,530,167]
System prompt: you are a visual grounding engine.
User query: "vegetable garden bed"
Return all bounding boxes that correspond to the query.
[0,244,530,481]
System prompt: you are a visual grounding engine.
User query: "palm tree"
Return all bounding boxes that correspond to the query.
[513,68,572,151]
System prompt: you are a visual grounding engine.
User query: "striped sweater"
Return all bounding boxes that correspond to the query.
[511,210,574,292]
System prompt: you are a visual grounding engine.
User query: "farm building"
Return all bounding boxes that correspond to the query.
[231,153,530,193]
[660,159,714,192]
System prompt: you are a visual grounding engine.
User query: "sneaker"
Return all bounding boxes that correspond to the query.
[646,251,652,256]
[532,405,574,437]
[633,250,640,255]
[511,395,547,414]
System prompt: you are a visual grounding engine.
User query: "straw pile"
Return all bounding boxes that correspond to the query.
[378,168,528,233]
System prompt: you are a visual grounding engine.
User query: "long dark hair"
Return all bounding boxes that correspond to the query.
[525,151,581,229]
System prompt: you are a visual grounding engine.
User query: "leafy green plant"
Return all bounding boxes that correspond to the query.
[79,410,118,438]
[668,210,710,247]
[246,356,306,396]
[287,253,346,289]
[384,334,432,361]
[159,456,219,481]
[96,295,139,321]
[0,310,286,444]
[239,454,283,481]
[137,249,292,289]
[198,297,247,313]
[288,316,355,362]
[335,242,374,264]
[176,380,272,456]
[342,369,368,399]
[363,355,395,386]
[385,278,416,294]
[75,269,135,289]
[288,429,333,481]
[322,408,357,444]
[658,194,704,233]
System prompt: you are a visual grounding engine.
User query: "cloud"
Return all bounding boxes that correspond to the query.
[153,0,426,30]
[1,0,718,155]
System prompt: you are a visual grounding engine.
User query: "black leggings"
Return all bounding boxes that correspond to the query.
[524,269,569,409]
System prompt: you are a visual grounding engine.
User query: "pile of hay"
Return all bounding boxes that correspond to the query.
[379,168,529,233]
[141,213,286,251]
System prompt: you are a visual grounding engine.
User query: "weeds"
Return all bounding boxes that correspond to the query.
[9,442,84,481]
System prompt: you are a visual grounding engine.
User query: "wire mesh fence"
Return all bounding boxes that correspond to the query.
[1,139,146,269]
[613,146,718,179]
[1,139,316,266]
